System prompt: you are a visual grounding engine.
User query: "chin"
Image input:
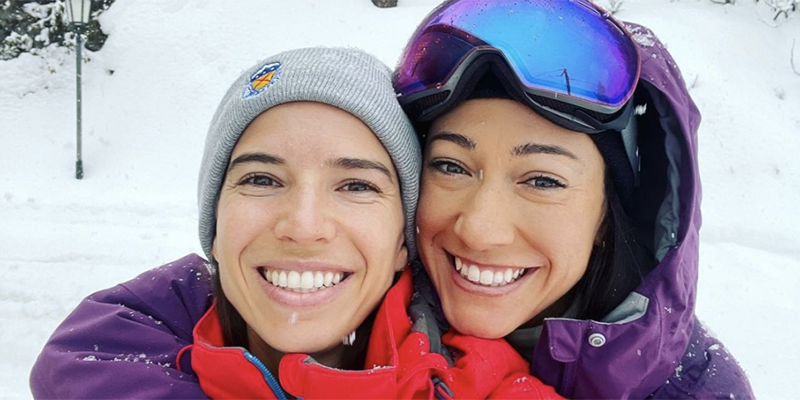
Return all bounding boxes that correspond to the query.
[444,305,518,339]
[258,324,340,355]
[276,340,333,355]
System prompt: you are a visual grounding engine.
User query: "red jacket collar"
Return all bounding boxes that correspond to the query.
[189,270,452,399]
[190,302,280,399]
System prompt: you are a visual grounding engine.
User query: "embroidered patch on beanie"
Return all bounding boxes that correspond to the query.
[243,62,281,99]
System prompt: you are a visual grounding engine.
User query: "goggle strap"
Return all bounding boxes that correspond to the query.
[416,52,523,122]
[621,108,641,186]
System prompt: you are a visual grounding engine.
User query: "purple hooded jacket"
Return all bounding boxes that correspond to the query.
[30,23,754,400]
[516,23,754,399]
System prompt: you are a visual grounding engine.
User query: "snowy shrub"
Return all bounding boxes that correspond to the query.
[0,0,113,61]
[758,0,799,19]
[711,0,799,19]
[592,0,624,14]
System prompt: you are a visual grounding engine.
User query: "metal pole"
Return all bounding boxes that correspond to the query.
[75,24,83,179]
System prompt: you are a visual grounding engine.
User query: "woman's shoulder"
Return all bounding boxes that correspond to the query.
[29,254,214,399]
[84,253,215,337]
[650,317,755,399]
[115,253,214,316]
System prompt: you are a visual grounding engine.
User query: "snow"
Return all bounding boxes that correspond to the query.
[0,0,798,398]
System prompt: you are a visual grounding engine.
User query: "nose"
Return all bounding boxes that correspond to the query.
[273,186,336,245]
[453,182,515,251]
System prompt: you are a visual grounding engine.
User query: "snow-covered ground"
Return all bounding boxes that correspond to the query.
[1,0,798,398]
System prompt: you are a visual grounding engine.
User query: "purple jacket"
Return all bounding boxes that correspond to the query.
[30,255,214,399]
[521,23,754,399]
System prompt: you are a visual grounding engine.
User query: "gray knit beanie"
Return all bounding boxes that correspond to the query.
[198,47,421,264]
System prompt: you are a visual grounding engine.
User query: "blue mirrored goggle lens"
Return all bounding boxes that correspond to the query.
[394,0,640,110]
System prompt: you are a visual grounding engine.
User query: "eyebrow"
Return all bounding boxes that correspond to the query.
[512,143,578,160]
[228,152,285,171]
[329,157,394,182]
[428,131,476,151]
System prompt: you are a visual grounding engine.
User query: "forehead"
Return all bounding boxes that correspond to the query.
[234,102,391,162]
[429,98,599,155]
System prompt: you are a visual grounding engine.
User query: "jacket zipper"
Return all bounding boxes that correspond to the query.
[243,351,292,400]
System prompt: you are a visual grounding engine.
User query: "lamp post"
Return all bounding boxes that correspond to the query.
[65,0,91,179]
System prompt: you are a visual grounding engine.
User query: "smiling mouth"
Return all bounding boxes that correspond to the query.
[258,268,350,293]
[451,255,529,287]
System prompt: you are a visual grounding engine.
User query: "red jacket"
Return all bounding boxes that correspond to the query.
[185,269,563,399]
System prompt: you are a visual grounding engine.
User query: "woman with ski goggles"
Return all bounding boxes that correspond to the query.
[396,0,755,398]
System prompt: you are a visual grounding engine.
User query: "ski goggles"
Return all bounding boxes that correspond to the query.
[393,0,641,134]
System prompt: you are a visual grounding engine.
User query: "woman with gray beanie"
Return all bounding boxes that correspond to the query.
[30,47,559,399]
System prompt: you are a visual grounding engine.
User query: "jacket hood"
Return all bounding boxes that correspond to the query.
[527,22,703,399]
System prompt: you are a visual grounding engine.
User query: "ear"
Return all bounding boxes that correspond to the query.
[394,244,409,272]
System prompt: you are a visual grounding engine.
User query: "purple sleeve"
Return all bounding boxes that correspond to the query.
[649,317,755,400]
[30,254,214,399]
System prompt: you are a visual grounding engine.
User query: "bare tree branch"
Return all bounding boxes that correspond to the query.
[792,39,800,76]
[608,0,623,14]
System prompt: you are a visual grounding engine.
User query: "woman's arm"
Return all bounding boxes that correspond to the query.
[30,254,213,399]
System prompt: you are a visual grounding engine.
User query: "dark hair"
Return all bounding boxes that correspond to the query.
[570,168,653,321]
[212,266,377,370]
[211,270,249,348]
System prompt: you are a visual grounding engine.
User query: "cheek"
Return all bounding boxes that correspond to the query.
[541,203,603,279]
[342,202,405,266]
[415,184,461,289]
[215,198,274,260]
[416,182,454,242]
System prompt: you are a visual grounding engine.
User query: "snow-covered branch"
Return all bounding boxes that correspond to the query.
[758,0,799,19]
[0,0,113,62]
[607,0,624,14]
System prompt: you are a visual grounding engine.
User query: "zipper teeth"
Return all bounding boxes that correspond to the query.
[243,351,289,400]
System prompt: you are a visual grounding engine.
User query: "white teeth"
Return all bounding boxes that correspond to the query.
[454,257,528,287]
[300,271,314,289]
[262,268,347,292]
[279,271,288,287]
[479,270,494,285]
[467,265,480,282]
[272,270,280,284]
[287,271,301,289]
[314,272,324,288]
[493,271,504,285]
